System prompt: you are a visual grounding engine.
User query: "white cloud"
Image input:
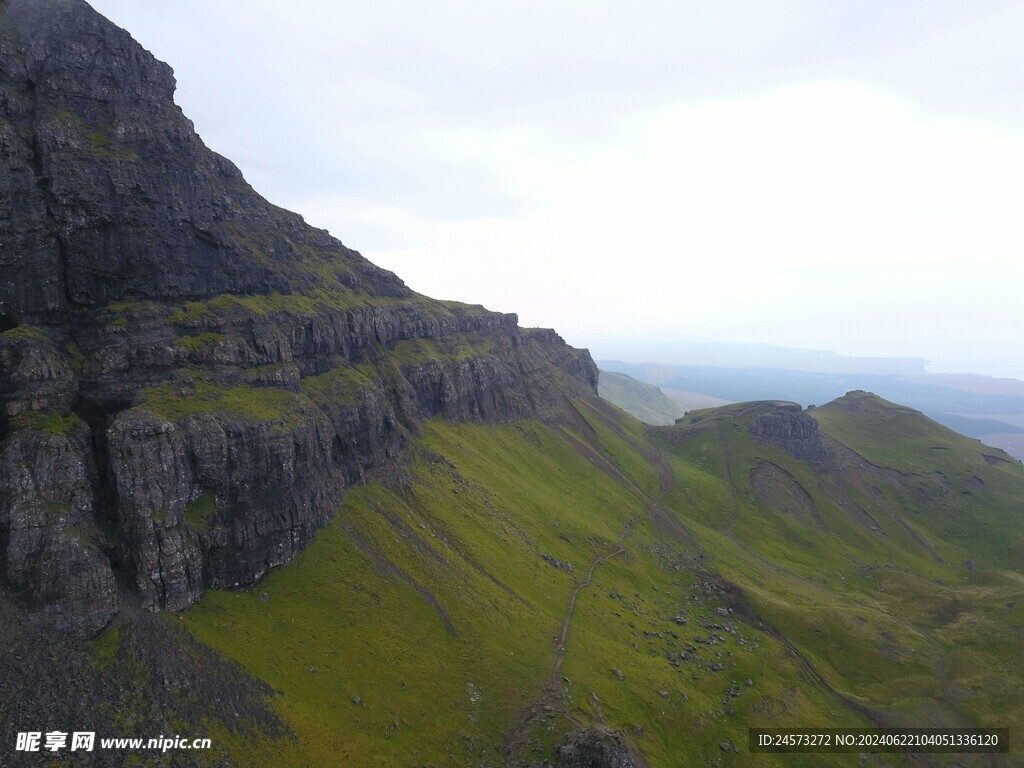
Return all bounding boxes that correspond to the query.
[366,81,1024,375]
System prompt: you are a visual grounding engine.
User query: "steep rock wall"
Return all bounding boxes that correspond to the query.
[0,0,598,635]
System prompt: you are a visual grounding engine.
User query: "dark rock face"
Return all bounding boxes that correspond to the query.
[1,0,407,325]
[555,728,638,768]
[0,330,76,416]
[749,407,835,463]
[0,0,598,633]
[0,423,117,636]
[0,596,288,767]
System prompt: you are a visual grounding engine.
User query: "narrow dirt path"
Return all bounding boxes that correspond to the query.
[551,543,625,682]
[502,523,633,762]
[503,402,680,764]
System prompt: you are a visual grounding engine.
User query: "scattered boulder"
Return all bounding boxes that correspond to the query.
[542,554,575,573]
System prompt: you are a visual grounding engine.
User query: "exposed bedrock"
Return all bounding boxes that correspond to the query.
[748,406,836,463]
[0,0,599,631]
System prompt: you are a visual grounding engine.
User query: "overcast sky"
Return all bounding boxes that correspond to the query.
[88,1,1024,378]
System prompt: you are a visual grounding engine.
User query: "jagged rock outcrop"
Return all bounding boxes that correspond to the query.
[555,728,639,768]
[0,0,598,633]
[0,596,289,767]
[748,404,836,463]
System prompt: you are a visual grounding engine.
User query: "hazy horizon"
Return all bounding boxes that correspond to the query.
[88,1,1024,380]
[585,335,1024,378]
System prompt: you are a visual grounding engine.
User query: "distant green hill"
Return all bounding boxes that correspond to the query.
[599,370,688,425]
[599,359,1024,460]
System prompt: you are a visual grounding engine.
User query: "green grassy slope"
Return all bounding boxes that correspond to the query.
[657,393,1023,762]
[176,392,1021,766]
[599,370,688,426]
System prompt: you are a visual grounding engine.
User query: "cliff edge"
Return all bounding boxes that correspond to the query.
[0,0,597,635]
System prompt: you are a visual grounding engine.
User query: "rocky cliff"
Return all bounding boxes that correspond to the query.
[0,0,598,636]
[748,403,836,463]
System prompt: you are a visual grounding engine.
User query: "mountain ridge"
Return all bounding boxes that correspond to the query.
[597,370,687,426]
[600,358,1024,460]
[0,0,597,636]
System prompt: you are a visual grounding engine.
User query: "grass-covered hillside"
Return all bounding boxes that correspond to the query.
[658,394,1023,765]
[599,370,688,425]
[62,391,1019,767]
